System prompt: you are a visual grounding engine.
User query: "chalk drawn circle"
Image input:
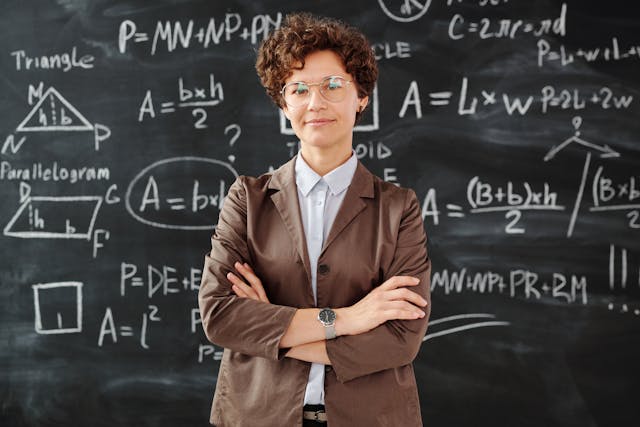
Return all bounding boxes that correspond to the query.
[125,156,238,230]
[377,0,432,23]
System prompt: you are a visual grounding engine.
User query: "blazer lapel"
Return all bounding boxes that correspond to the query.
[268,157,313,285]
[321,161,374,256]
[268,158,375,282]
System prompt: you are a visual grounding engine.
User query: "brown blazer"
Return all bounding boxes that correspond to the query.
[199,156,431,427]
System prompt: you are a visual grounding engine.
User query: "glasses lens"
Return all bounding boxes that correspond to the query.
[320,77,346,102]
[283,82,309,107]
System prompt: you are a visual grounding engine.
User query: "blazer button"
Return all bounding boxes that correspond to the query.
[318,264,330,275]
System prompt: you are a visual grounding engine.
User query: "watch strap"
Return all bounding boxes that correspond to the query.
[325,324,336,340]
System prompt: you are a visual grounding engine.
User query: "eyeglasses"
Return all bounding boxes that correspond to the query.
[280,76,353,108]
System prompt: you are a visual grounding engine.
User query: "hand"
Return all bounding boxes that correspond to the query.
[227,262,270,303]
[337,276,427,336]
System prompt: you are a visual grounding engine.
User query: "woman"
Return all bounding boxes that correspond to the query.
[199,12,431,427]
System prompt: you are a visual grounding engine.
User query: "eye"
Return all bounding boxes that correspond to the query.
[290,82,309,96]
[326,77,344,90]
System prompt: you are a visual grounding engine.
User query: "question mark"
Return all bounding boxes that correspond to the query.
[571,116,582,137]
[224,124,241,163]
[225,124,241,146]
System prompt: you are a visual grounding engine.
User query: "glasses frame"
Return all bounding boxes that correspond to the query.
[280,75,353,108]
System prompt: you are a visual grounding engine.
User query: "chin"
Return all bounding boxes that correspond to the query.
[301,139,335,149]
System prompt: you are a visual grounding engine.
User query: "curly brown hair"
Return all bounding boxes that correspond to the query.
[255,12,378,121]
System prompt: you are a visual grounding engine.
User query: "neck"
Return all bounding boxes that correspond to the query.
[300,144,353,176]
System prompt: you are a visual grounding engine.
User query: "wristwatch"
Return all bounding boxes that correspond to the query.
[317,308,337,339]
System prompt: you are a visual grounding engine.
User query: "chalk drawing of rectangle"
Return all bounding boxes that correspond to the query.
[32,282,83,334]
[4,196,102,240]
[279,85,379,135]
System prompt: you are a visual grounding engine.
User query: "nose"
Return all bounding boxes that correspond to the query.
[306,85,327,111]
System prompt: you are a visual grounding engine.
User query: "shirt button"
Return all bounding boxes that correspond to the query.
[318,264,330,275]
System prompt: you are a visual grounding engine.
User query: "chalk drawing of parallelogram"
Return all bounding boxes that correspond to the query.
[4,196,102,239]
[16,87,94,132]
[32,282,83,334]
[279,84,380,135]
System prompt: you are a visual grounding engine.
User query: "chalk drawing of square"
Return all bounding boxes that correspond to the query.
[4,196,102,240]
[279,84,379,135]
[32,282,83,334]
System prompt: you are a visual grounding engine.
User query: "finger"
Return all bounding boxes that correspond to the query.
[234,262,256,283]
[380,275,421,291]
[384,288,428,307]
[231,284,249,298]
[227,272,259,300]
[235,262,269,303]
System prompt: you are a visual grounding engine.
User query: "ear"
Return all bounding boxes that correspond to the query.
[358,96,369,112]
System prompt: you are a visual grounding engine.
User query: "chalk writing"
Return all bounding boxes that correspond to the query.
[120,262,201,298]
[10,47,95,72]
[118,13,282,54]
[138,74,224,128]
[538,37,640,67]
[448,3,566,40]
[125,157,237,230]
[432,268,588,304]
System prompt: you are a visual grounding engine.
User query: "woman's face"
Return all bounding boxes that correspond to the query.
[281,50,368,155]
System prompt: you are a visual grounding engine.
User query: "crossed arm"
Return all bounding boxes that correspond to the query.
[199,177,431,381]
[227,261,428,365]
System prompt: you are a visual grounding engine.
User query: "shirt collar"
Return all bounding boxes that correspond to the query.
[295,150,357,197]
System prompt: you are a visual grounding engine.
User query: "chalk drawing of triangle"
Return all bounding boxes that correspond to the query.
[16,87,94,132]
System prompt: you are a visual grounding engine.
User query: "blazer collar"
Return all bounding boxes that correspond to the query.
[267,155,374,197]
[295,150,358,197]
[268,156,375,285]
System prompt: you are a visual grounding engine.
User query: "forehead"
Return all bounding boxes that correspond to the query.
[286,50,349,83]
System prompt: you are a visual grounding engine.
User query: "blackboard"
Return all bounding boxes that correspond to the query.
[1,1,639,426]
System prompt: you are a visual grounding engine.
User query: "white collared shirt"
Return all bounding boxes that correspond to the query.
[294,150,358,405]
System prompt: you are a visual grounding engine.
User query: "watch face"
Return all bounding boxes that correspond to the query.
[319,308,336,324]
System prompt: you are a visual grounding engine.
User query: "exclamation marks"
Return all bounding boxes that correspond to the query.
[609,244,638,290]
[608,244,640,316]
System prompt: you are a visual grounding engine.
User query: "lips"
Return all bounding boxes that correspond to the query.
[305,118,334,126]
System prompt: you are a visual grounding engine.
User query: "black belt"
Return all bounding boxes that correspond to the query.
[303,404,327,423]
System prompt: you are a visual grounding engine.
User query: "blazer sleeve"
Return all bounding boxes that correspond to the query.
[325,188,431,383]
[198,176,297,360]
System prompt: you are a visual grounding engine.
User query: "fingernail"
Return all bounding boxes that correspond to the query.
[413,277,420,283]
[244,262,249,268]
